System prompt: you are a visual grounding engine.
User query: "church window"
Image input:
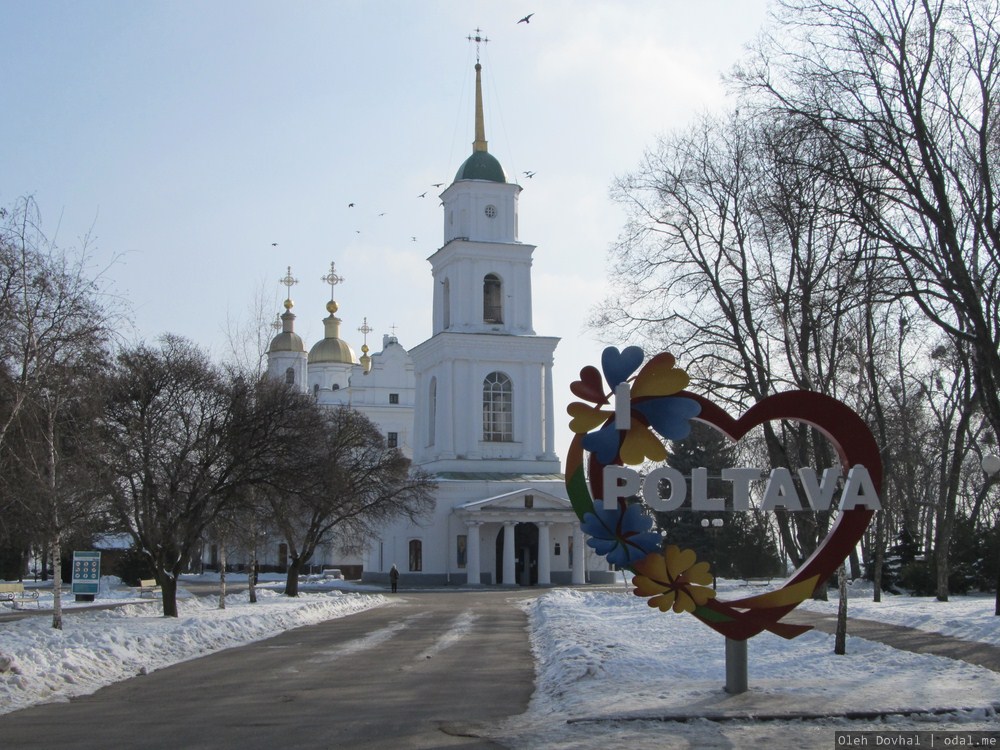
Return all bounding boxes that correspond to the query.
[387,432,398,448]
[389,393,399,404]
[483,274,502,323]
[313,383,319,398]
[484,204,497,218]
[285,367,295,385]
[524,495,534,509]
[482,371,513,442]
[554,542,561,556]
[456,535,467,568]
[408,539,423,572]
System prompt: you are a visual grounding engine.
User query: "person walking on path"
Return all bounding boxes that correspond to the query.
[389,564,399,593]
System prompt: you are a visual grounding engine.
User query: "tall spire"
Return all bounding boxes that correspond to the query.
[473,63,488,153]
[468,28,489,153]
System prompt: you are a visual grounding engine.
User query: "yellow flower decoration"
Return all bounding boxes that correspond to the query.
[632,545,717,613]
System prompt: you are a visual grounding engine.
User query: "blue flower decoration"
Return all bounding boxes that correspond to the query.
[581,501,662,567]
[570,346,701,467]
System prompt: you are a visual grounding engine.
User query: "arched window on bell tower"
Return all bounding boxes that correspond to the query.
[483,273,502,323]
[482,371,513,442]
[285,367,295,385]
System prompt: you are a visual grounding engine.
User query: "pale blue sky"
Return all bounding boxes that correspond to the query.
[2,1,772,463]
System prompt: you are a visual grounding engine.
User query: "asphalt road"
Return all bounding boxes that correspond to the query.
[0,589,542,749]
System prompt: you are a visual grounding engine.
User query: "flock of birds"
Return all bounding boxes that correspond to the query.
[337,14,538,247]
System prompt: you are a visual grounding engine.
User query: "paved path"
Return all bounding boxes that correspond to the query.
[0,589,540,750]
[787,609,1000,673]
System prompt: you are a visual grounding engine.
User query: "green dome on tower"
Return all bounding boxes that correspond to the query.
[454,151,506,183]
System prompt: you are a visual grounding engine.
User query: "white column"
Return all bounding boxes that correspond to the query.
[465,521,481,586]
[543,361,556,459]
[503,522,517,585]
[537,522,552,585]
[572,526,586,584]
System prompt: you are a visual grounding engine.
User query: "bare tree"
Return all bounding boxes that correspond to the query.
[600,111,891,574]
[267,405,435,597]
[0,197,119,625]
[736,0,1000,445]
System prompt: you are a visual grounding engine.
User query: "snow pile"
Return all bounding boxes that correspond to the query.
[492,587,1000,748]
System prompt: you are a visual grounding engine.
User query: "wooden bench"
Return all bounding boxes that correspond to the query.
[0,582,40,609]
[135,578,161,598]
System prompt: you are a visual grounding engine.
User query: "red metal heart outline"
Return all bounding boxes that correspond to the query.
[578,389,880,640]
[683,390,877,639]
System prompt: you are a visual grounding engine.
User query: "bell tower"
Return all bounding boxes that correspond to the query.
[411,36,560,475]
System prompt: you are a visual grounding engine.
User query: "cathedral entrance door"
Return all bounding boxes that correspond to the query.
[517,522,539,585]
[495,523,539,586]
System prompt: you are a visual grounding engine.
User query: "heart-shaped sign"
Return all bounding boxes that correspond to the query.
[565,347,881,641]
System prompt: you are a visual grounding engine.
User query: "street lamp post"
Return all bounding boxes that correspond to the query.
[701,517,724,591]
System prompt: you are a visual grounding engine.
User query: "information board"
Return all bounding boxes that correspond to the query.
[71,550,101,595]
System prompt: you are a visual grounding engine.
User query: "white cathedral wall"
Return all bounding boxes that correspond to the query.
[361,477,614,586]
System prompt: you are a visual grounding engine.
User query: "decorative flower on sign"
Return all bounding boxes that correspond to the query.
[580,501,662,568]
[567,346,701,466]
[632,545,717,613]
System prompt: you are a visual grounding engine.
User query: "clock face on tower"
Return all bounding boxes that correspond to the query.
[484,204,497,218]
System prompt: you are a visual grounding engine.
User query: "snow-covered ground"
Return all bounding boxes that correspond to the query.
[1,575,998,748]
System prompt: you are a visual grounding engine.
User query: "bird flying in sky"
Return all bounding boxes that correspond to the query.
[524,170,536,178]
[518,13,534,24]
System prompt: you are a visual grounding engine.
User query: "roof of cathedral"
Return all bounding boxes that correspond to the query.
[434,472,565,481]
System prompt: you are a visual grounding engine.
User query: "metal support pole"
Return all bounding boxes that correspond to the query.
[725,638,748,694]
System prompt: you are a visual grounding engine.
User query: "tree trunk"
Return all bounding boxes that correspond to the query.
[835,563,848,655]
[284,558,303,597]
[159,575,179,617]
[873,511,884,602]
[249,547,258,604]
[51,537,63,630]
[217,540,227,610]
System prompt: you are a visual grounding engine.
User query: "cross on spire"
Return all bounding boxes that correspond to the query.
[358,317,374,345]
[321,261,345,300]
[467,27,489,63]
[279,266,298,309]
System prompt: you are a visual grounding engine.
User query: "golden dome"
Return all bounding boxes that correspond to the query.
[269,331,305,353]
[307,313,358,364]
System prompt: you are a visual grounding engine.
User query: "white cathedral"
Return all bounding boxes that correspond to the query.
[263,59,612,587]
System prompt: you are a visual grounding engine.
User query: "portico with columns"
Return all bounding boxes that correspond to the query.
[453,488,586,586]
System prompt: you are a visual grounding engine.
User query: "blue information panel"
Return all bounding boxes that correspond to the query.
[71,551,101,595]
